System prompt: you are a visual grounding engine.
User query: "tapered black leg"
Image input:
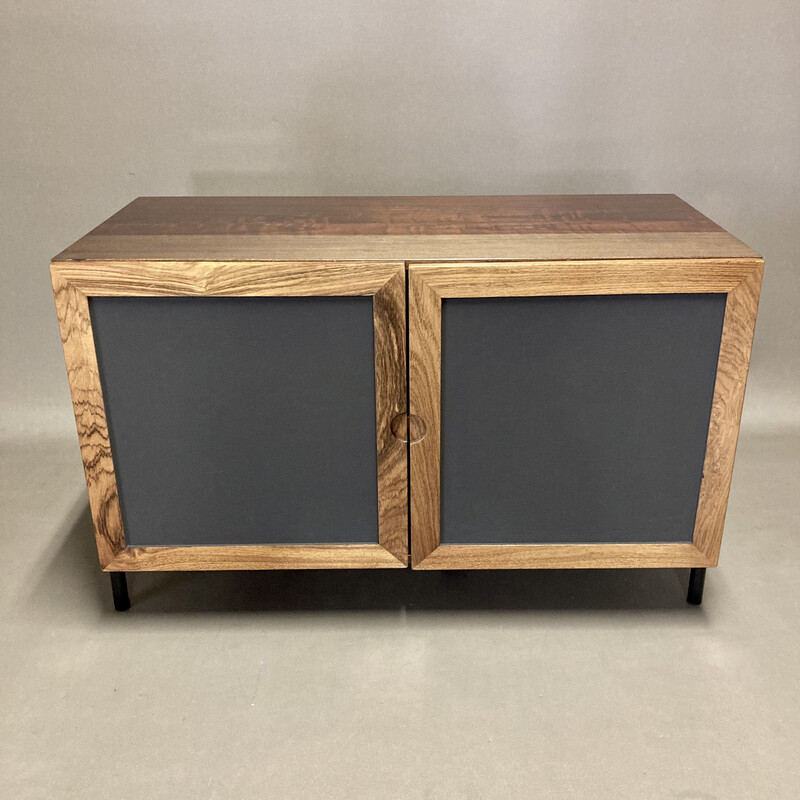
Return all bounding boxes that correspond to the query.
[687,567,706,605]
[110,572,130,611]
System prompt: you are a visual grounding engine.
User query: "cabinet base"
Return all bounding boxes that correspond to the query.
[106,567,709,610]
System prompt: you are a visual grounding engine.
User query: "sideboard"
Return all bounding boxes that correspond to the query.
[51,195,763,609]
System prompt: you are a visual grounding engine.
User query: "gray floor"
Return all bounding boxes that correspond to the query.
[1,431,798,799]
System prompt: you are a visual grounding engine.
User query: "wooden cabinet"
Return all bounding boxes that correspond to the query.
[51,195,762,608]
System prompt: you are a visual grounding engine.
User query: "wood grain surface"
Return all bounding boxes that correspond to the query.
[52,259,409,570]
[407,257,764,569]
[51,260,398,296]
[107,544,406,571]
[73,195,725,236]
[53,195,759,263]
[373,268,409,564]
[409,274,442,567]
[51,272,124,568]
[408,258,761,297]
[53,232,757,263]
[413,543,711,570]
[692,261,763,563]
[51,196,762,573]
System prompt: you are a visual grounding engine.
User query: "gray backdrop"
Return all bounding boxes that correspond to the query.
[1,1,798,438]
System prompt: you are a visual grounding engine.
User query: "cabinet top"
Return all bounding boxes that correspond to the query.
[53,195,759,262]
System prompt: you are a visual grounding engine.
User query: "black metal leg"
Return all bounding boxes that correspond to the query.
[110,572,131,611]
[687,567,706,605]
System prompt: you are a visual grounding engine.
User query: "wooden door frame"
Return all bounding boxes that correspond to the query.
[408,258,763,569]
[51,259,408,570]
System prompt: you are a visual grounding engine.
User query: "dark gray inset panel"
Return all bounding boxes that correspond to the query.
[441,294,727,545]
[90,297,378,546]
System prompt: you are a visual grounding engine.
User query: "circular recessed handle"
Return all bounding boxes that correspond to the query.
[390,413,427,444]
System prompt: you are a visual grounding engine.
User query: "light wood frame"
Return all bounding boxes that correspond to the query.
[51,260,408,571]
[408,258,763,570]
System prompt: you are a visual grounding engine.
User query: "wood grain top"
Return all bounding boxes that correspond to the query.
[53,195,759,262]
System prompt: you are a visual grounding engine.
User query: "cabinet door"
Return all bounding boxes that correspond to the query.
[52,261,407,570]
[408,259,762,569]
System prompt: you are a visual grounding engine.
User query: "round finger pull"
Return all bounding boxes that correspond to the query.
[390,413,427,444]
